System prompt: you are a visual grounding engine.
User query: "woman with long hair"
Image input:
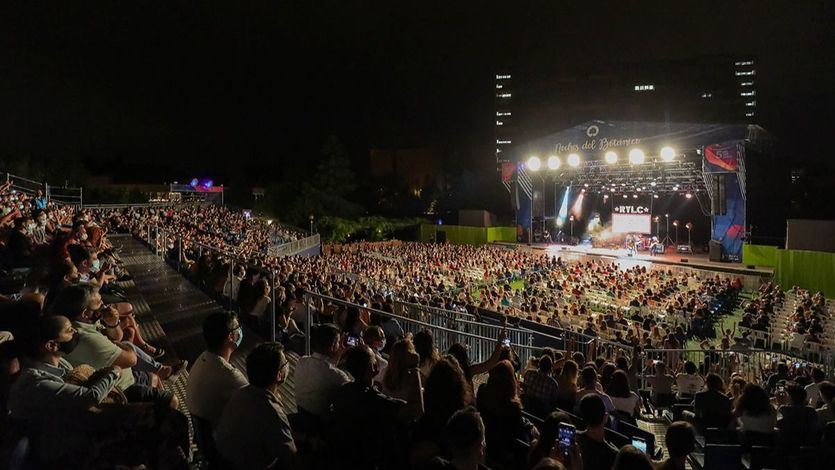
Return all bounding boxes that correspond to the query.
[734,383,776,445]
[477,360,537,465]
[413,329,440,379]
[606,370,641,419]
[556,360,579,411]
[381,338,424,420]
[411,356,473,466]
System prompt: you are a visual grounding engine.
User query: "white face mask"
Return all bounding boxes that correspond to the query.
[80,233,88,241]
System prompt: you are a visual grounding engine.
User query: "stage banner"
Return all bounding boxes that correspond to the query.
[704,142,742,173]
[611,196,651,216]
[501,162,516,183]
[711,172,745,261]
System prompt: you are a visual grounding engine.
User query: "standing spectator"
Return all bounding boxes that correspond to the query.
[293,323,351,418]
[694,373,733,431]
[215,342,298,470]
[777,382,820,447]
[185,312,248,428]
[576,394,618,470]
[522,354,560,415]
[656,422,696,470]
[556,360,579,411]
[675,361,705,399]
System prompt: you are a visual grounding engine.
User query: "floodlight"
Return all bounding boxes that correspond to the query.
[527,156,541,171]
[604,151,618,164]
[660,146,676,162]
[628,148,645,164]
[547,155,561,170]
[567,153,581,167]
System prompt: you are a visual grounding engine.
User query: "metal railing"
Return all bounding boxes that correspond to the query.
[2,171,84,207]
[267,233,321,257]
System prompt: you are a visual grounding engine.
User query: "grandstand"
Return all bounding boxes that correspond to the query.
[0,173,833,469]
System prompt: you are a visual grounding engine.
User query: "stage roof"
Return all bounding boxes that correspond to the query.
[518,120,767,158]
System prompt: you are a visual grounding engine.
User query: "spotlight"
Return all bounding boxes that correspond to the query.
[660,146,676,162]
[622,194,628,199]
[673,185,680,191]
[603,194,609,200]
[527,156,541,171]
[604,151,618,164]
[673,220,679,227]
[653,194,659,199]
[567,153,581,167]
[651,181,657,187]
[189,178,199,187]
[203,179,213,189]
[633,194,638,199]
[685,193,693,199]
[584,183,589,187]
[547,155,561,170]
[628,148,645,165]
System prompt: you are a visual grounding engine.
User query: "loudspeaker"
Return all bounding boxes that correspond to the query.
[708,240,722,262]
[712,174,727,215]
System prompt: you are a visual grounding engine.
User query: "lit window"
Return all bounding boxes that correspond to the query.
[745,100,756,107]
[634,84,655,91]
[745,112,755,117]
[496,121,504,126]
[734,60,754,66]
[701,92,712,99]
[496,139,512,144]
[495,74,511,80]
[735,70,755,76]
[740,91,755,97]
[496,111,511,117]
[495,84,503,89]
[497,93,512,98]
[740,81,754,86]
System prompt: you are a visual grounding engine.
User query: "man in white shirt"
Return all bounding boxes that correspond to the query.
[185,312,248,428]
[294,323,351,418]
[363,325,388,383]
[805,368,826,407]
[675,361,705,399]
[215,342,298,469]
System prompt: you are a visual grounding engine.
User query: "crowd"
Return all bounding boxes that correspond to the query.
[0,192,832,469]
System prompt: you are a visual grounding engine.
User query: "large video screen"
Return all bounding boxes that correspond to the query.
[611,213,651,234]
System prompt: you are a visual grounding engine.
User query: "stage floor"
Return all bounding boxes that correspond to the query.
[497,242,773,277]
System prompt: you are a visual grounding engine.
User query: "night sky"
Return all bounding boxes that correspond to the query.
[1,1,833,186]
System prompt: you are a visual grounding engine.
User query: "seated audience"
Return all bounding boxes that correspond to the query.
[656,421,696,470]
[422,407,489,470]
[185,312,248,429]
[694,373,733,430]
[215,342,298,470]
[476,360,537,465]
[527,411,573,469]
[293,323,351,419]
[675,361,704,399]
[612,445,654,470]
[777,381,820,447]
[734,383,777,444]
[522,354,560,415]
[816,381,835,424]
[576,394,618,470]
[606,369,641,418]
[575,366,616,416]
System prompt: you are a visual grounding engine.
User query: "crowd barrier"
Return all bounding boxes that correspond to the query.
[2,171,84,207]
[267,233,321,257]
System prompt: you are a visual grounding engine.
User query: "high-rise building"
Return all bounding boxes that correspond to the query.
[494,72,513,171]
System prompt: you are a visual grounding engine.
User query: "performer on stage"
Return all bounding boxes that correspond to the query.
[626,234,637,256]
[649,236,661,256]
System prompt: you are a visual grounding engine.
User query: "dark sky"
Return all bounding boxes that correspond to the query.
[1,1,833,184]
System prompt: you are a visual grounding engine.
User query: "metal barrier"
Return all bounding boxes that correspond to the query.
[304,291,542,367]
[267,233,321,257]
[2,171,84,207]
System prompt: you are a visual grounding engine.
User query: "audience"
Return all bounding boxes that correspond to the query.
[522,354,560,414]
[576,394,618,470]
[777,381,820,447]
[656,421,696,470]
[422,407,489,470]
[693,373,733,430]
[293,323,351,419]
[476,360,537,465]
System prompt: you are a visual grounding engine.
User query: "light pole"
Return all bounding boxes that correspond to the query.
[309,214,315,235]
[569,215,575,244]
[686,222,693,247]
[673,220,679,245]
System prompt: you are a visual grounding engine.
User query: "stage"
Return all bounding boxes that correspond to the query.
[494,241,773,287]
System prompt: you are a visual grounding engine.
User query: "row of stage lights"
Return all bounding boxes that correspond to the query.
[525,146,678,171]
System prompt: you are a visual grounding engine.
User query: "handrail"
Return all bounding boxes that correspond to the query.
[267,233,321,257]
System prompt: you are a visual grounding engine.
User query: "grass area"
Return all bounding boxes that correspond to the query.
[684,290,753,349]
[470,278,526,301]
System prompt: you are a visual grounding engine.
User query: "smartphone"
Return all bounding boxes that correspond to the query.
[346,336,359,347]
[631,436,648,453]
[777,383,785,393]
[557,423,576,461]
[502,338,511,347]
[794,363,800,369]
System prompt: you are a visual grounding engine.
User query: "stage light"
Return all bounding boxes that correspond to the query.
[633,194,638,199]
[651,181,657,187]
[660,146,676,162]
[189,178,199,187]
[628,148,645,164]
[604,151,618,164]
[685,222,693,230]
[654,216,660,222]
[653,194,659,199]
[622,194,628,199]
[673,220,679,227]
[547,155,561,170]
[527,156,541,171]
[603,194,609,200]
[685,193,693,199]
[203,179,214,189]
[567,153,581,167]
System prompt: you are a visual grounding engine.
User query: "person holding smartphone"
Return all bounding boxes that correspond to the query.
[576,395,618,470]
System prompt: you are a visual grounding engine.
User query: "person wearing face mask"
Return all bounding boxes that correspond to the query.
[7,315,122,462]
[185,312,248,438]
[363,325,388,384]
[215,342,298,470]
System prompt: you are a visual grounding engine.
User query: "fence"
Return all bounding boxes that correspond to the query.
[267,233,321,257]
[2,172,84,207]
